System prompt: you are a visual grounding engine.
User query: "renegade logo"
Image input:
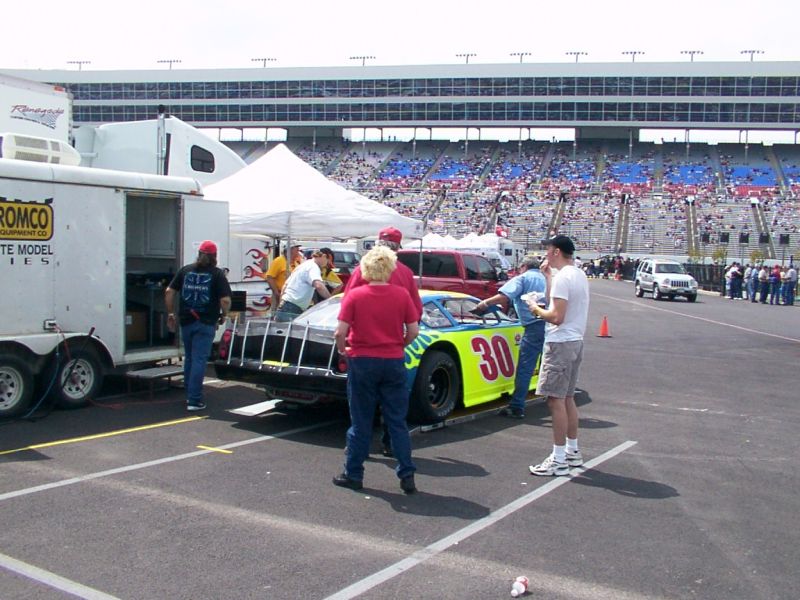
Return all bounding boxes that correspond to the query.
[9,105,65,130]
[0,197,54,240]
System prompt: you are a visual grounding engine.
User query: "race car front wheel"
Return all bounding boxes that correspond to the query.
[409,350,460,424]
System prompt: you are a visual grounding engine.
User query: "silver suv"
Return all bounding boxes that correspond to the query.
[634,258,698,302]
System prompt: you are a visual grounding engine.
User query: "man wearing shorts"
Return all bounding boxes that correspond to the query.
[526,235,590,476]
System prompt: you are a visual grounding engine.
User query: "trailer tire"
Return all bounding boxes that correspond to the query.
[51,347,104,409]
[408,350,460,424]
[0,354,35,418]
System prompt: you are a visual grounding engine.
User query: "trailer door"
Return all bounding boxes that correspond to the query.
[181,197,229,269]
[53,185,124,356]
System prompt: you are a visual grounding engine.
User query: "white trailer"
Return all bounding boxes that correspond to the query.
[0,158,229,417]
[0,73,72,143]
[73,115,245,187]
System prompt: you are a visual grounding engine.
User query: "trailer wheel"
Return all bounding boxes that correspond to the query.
[408,350,460,424]
[0,354,35,418]
[51,347,104,409]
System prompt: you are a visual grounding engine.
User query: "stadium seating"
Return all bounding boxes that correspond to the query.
[222,138,798,258]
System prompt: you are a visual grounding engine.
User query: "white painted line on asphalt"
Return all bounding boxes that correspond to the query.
[324,440,638,600]
[0,421,337,503]
[594,292,800,343]
[228,399,281,416]
[0,550,121,600]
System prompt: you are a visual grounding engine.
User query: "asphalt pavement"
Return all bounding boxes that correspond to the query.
[1,278,798,600]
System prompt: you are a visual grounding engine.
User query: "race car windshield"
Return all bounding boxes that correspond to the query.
[442,298,512,325]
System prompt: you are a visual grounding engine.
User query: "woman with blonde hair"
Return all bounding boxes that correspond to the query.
[332,245,420,494]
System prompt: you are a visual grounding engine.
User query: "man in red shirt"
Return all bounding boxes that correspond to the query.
[344,227,422,321]
[333,246,420,494]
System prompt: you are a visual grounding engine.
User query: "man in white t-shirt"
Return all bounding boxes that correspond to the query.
[275,251,331,321]
[526,235,590,476]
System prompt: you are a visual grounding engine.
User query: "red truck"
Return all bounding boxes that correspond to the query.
[396,249,506,299]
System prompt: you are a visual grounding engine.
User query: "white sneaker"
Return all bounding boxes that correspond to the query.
[529,454,569,477]
[565,448,584,466]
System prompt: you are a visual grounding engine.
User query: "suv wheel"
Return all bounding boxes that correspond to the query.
[634,281,644,297]
[653,285,662,301]
[687,293,697,303]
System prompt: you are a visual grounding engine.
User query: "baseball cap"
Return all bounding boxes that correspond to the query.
[378,226,403,246]
[198,240,217,255]
[544,234,575,256]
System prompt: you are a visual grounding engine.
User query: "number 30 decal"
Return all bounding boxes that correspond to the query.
[471,335,515,381]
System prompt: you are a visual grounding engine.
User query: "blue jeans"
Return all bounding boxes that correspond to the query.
[510,321,546,411]
[748,279,757,302]
[780,281,794,305]
[729,278,742,299]
[275,300,303,322]
[181,320,216,405]
[344,357,415,482]
[789,283,797,306]
[769,281,780,304]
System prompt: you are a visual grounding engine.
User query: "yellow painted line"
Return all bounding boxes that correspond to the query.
[262,359,290,367]
[196,445,233,454]
[0,416,207,456]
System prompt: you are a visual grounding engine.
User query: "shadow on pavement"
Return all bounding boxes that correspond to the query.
[572,468,679,500]
[364,488,491,519]
[369,454,490,479]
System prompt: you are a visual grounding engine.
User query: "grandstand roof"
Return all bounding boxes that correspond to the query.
[5,61,800,83]
[4,62,799,132]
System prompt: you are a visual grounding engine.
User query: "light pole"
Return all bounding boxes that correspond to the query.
[622,50,645,63]
[565,51,588,63]
[251,57,276,68]
[740,49,764,62]
[510,52,531,63]
[456,53,476,64]
[67,60,91,71]
[680,50,704,62]
[349,55,375,66]
[157,59,182,70]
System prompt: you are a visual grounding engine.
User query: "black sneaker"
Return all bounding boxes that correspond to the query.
[332,473,363,490]
[499,406,524,419]
[381,445,393,458]
[400,475,417,494]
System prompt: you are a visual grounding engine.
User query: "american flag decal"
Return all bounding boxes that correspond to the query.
[9,104,65,130]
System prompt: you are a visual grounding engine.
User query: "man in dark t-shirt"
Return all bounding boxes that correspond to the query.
[166,240,232,411]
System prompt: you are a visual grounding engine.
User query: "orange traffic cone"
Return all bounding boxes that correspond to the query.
[597,316,612,338]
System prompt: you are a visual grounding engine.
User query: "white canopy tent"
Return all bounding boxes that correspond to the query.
[204,143,423,241]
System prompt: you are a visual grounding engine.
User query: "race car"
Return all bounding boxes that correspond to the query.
[214,290,538,423]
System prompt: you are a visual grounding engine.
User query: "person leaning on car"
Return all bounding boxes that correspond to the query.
[274,251,331,322]
[475,254,549,419]
[311,247,343,305]
[333,245,420,494]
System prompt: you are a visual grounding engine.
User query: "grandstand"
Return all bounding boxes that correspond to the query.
[5,60,799,260]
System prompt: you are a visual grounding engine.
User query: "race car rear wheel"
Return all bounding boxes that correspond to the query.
[409,350,460,424]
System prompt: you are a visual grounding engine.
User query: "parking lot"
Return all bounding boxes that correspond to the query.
[1,278,798,600]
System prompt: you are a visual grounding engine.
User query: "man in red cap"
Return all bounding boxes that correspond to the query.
[165,240,232,411]
[343,226,422,456]
[345,227,421,319]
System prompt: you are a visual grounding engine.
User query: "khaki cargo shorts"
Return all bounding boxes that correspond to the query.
[535,340,584,399]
